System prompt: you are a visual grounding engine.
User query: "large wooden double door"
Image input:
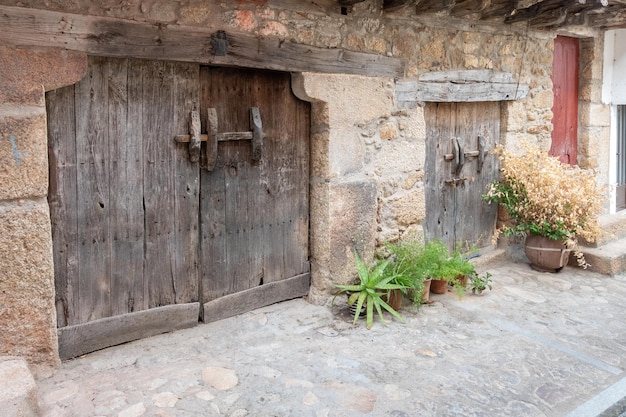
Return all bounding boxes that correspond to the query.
[47,57,310,359]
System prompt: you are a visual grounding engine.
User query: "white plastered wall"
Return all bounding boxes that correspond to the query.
[603,29,626,213]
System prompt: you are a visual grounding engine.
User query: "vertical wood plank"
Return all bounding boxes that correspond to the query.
[173,61,200,304]
[200,67,228,301]
[126,58,148,312]
[453,102,477,250]
[75,56,111,323]
[47,86,79,327]
[142,60,178,308]
[145,59,200,307]
[424,102,456,247]
[107,58,144,316]
[471,102,500,248]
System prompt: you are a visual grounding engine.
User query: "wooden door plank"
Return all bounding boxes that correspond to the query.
[75,57,111,323]
[474,102,500,248]
[203,273,310,324]
[200,67,232,302]
[107,58,144,317]
[424,102,456,247]
[141,60,200,308]
[142,60,176,308]
[47,85,80,327]
[57,302,200,360]
[172,62,201,305]
[453,102,478,249]
[126,59,149,312]
[219,74,255,293]
[262,75,311,281]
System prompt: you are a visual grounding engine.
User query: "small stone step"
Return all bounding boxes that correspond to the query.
[584,212,626,247]
[469,247,507,271]
[579,237,626,276]
[0,357,40,417]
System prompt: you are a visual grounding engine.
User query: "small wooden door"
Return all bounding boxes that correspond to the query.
[424,102,500,251]
[551,36,579,165]
[47,57,310,359]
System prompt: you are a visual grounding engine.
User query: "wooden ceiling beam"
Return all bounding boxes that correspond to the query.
[415,0,455,14]
[480,0,518,20]
[383,0,414,12]
[450,0,492,17]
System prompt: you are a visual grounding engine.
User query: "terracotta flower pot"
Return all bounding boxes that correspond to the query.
[430,279,447,294]
[384,289,403,311]
[524,234,572,273]
[422,279,432,303]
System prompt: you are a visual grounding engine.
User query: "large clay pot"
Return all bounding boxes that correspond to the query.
[524,234,572,273]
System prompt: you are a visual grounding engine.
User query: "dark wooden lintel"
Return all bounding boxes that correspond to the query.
[0,5,404,78]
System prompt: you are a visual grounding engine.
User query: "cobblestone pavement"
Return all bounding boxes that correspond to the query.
[37,260,626,417]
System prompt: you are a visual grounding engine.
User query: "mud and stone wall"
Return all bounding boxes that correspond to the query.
[0,0,609,365]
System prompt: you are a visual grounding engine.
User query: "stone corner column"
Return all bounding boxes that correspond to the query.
[0,46,87,368]
[292,73,390,305]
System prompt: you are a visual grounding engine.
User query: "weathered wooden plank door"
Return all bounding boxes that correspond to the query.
[48,57,201,359]
[199,68,311,322]
[48,58,310,359]
[424,102,500,251]
[551,35,579,165]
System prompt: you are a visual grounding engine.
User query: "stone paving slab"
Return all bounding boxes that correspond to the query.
[37,261,626,417]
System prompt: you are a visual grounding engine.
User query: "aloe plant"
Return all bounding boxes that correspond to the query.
[334,250,409,329]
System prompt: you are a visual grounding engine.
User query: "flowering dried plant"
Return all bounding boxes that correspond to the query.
[482,143,604,268]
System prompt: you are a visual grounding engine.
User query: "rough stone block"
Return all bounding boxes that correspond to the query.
[0,357,39,417]
[0,200,59,367]
[329,128,365,177]
[0,46,86,106]
[0,106,50,200]
[374,138,423,177]
[292,73,394,128]
[503,101,527,132]
[386,189,426,227]
[311,131,331,179]
[396,106,426,139]
[308,180,377,304]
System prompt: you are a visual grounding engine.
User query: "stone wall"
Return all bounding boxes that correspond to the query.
[0,46,87,367]
[0,0,611,365]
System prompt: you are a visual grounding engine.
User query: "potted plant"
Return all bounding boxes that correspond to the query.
[385,239,428,304]
[333,250,409,329]
[482,143,603,271]
[438,250,477,299]
[469,271,493,295]
[385,238,450,303]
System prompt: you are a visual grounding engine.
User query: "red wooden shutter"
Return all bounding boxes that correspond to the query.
[550,36,579,165]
